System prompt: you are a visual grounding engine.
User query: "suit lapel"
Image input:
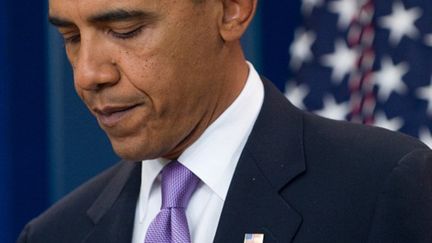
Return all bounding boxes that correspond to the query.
[82,161,141,243]
[214,79,306,243]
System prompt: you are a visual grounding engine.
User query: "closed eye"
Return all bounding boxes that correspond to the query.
[109,26,144,40]
[63,33,81,45]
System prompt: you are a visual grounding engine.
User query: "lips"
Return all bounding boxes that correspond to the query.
[94,104,140,127]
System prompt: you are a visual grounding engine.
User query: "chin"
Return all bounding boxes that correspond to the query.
[111,141,162,162]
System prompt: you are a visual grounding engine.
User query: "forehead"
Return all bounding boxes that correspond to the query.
[49,0,176,22]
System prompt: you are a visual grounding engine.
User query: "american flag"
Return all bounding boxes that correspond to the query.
[244,233,264,243]
[285,0,432,147]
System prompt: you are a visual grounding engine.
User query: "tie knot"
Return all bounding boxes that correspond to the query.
[161,161,199,209]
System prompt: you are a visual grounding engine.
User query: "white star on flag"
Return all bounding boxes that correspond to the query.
[288,0,431,144]
[321,40,358,84]
[284,81,309,109]
[301,0,324,16]
[328,0,360,30]
[289,29,316,70]
[416,77,432,115]
[373,57,409,102]
[419,127,432,149]
[378,1,423,46]
[425,34,432,47]
[373,111,404,131]
[315,95,350,120]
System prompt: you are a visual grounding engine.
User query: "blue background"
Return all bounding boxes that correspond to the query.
[0,1,301,241]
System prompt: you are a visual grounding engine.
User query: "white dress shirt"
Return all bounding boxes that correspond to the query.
[131,62,264,243]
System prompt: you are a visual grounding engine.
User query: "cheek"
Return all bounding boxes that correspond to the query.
[118,34,207,114]
[122,52,179,98]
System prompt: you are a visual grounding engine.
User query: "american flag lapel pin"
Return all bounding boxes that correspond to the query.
[244,233,264,243]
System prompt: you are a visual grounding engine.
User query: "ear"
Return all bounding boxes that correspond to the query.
[219,0,257,42]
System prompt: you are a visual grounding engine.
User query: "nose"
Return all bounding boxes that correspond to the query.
[73,38,120,91]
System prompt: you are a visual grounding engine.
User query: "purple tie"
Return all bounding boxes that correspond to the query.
[144,161,200,243]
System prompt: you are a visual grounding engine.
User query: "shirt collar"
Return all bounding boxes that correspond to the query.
[138,157,167,222]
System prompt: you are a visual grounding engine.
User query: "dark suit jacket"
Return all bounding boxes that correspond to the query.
[18,79,432,243]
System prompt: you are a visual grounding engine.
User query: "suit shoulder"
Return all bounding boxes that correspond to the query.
[303,112,428,158]
[42,161,125,216]
[300,111,431,181]
[20,161,132,242]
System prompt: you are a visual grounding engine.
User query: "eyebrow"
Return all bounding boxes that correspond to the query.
[89,9,158,23]
[48,16,74,28]
[48,9,159,27]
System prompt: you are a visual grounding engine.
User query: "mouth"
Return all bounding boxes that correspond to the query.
[94,104,141,127]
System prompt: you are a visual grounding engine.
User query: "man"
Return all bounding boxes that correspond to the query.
[18,0,432,242]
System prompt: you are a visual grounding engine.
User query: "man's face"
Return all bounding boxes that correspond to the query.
[49,0,230,160]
